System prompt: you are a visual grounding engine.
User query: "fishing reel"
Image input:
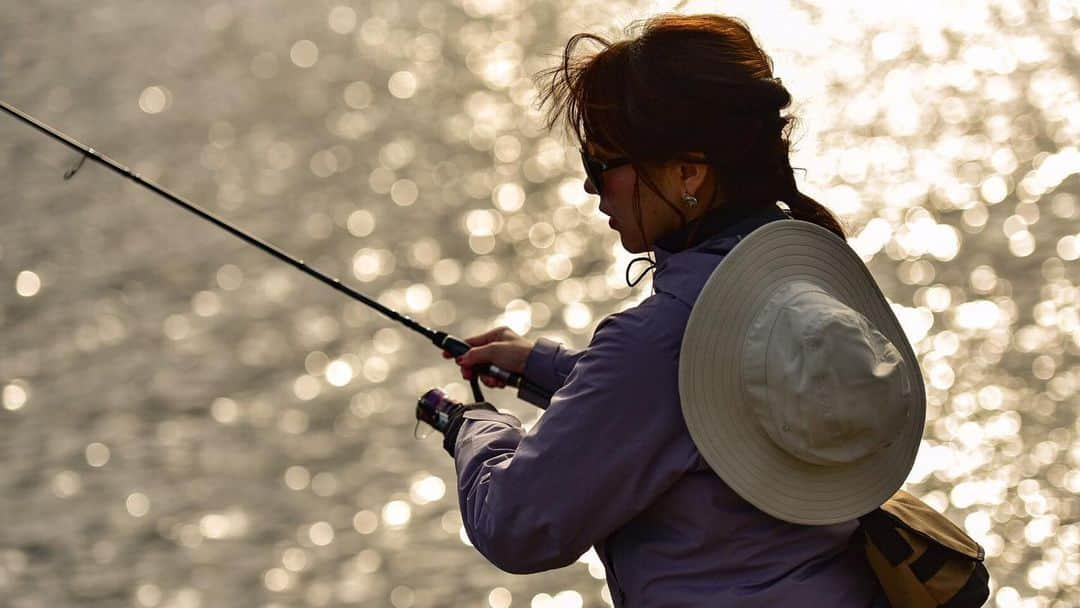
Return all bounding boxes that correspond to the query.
[415,335,512,443]
[415,388,462,437]
[415,334,520,441]
[414,387,496,445]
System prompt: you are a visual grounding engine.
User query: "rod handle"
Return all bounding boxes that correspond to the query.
[434,333,552,401]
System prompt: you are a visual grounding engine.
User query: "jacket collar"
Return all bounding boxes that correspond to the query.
[652,203,792,307]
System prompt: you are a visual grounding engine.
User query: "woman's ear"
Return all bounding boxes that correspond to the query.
[679,161,710,197]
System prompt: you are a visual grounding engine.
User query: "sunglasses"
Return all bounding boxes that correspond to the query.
[580,148,631,196]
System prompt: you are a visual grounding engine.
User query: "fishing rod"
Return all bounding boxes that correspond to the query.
[0,99,552,404]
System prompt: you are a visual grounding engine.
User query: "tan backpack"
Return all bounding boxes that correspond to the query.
[855,490,990,607]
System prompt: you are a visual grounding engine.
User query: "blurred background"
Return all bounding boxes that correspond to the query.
[1,0,1078,606]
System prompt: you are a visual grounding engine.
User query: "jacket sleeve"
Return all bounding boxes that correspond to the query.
[515,337,586,408]
[452,304,700,574]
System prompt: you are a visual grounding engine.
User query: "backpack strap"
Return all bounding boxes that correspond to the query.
[941,561,991,608]
[909,542,951,582]
[859,509,913,566]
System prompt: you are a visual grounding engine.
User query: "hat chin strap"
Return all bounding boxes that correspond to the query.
[741,281,913,466]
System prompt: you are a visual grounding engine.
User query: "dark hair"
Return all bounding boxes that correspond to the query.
[534,13,847,247]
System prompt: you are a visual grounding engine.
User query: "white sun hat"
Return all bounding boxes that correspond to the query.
[678,218,926,526]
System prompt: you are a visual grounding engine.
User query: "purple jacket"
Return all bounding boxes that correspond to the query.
[452,204,883,607]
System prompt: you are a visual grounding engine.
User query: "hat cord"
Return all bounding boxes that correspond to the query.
[625,255,656,288]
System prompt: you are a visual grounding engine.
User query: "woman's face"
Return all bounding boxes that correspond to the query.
[583,142,714,253]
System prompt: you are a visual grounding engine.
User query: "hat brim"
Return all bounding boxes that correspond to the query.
[678,219,926,525]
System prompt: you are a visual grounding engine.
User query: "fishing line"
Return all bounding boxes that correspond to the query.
[0,99,553,404]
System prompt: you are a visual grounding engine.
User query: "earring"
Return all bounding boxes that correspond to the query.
[681,193,698,207]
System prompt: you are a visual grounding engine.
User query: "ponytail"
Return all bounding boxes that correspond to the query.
[776,155,848,242]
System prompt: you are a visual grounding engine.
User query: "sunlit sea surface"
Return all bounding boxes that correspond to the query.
[1,0,1078,606]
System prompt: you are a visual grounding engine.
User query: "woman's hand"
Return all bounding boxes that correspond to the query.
[442,326,534,389]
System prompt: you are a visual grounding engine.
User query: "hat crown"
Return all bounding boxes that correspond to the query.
[743,281,912,466]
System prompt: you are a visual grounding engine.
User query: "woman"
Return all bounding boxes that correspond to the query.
[428,14,891,607]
